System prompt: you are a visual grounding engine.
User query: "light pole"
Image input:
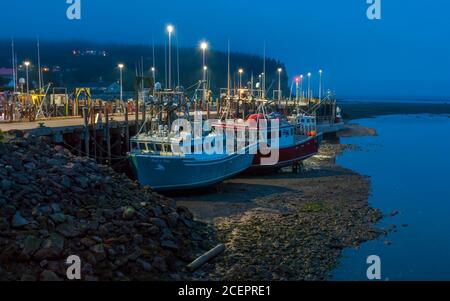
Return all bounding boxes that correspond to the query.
[42,67,49,87]
[277,68,282,102]
[167,25,174,90]
[238,69,244,89]
[307,72,312,105]
[260,72,265,98]
[200,41,208,102]
[24,61,30,94]
[151,67,156,85]
[300,74,304,102]
[203,66,208,102]
[295,77,300,103]
[118,64,124,102]
[319,69,323,101]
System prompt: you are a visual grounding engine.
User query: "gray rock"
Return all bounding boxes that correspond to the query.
[60,176,71,189]
[137,259,152,272]
[21,274,37,281]
[23,235,43,256]
[75,176,89,189]
[37,205,52,215]
[12,212,29,228]
[50,213,66,224]
[44,233,65,252]
[161,240,179,251]
[56,223,80,238]
[14,174,30,185]
[152,256,167,273]
[122,207,136,220]
[1,179,12,190]
[167,212,179,227]
[150,218,167,229]
[24,162,36,170]
[90,244,105,255]
[40,270,61,281]
[50,203,61,213]
[46,159,63,167]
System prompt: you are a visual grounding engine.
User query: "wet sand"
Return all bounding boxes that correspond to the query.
[175,124,385,280]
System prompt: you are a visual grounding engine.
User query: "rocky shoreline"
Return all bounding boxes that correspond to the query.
[0,133,214,281]
[178,125,385,281]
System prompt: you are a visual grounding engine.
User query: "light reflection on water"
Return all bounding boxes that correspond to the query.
[331,114,450,281]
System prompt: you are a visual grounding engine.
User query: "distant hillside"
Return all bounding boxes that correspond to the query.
[0,39,289,96]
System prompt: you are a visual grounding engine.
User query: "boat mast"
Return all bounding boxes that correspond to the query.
[37,37,42,92]
[152,34,156,83]
[15,53,18,92]
[177,41,181,89]
[263,42,266,99]
[227,39,231,98]
[164,40,167,89]
[11,38,16,93]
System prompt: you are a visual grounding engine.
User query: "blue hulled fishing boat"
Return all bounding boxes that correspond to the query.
[129,129,255,191]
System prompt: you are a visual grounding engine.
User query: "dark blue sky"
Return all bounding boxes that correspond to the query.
[2,0,450,98]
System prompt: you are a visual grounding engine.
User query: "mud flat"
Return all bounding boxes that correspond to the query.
[176,125,384,281]
[340,101,450,120]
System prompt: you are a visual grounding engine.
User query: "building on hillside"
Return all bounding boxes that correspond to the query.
[0,68,13,80]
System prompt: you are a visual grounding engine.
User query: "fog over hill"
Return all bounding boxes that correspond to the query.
[0,39,289,95]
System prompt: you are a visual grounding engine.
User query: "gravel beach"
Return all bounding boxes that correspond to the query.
[177,125,385,281]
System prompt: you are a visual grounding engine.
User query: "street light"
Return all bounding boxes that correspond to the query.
[277,68,282,102]
[167,24,174,89]
[295,77,300,102]
[41,67,49,87]
[24,61,30,94]
[200,41,208,101]
[118,63,124,102]
[300,74,304,101]
[238,68,244,89]
[307,72,312,103]
[151,67,156,84]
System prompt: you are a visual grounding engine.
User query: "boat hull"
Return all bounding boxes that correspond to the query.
[317,122,345,134]
[129,152,254,191]
[247,135,320,173]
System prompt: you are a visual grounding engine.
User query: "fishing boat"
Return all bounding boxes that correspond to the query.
[129,128,255,191]
[246,113,321,173]
[315,106,344,134]
[291,93,344,135]
[212,106,321,173]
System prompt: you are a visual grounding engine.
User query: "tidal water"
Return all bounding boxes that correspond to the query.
[331,114,450,281]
